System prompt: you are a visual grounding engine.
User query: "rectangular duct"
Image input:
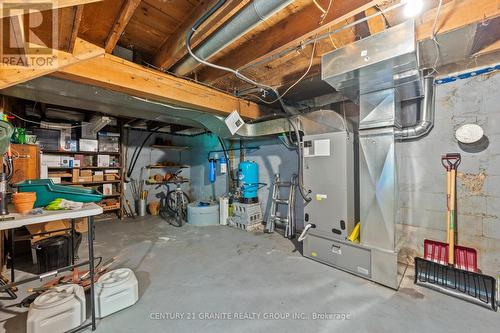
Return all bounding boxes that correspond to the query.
[322,20,421,102]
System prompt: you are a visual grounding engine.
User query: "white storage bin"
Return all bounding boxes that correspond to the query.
[187,202,219,226]
[27,284,85,333]
[95,268,138,318]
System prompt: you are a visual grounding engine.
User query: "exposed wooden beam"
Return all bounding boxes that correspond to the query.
[197,0,378,84]
[52,54,264,119]
[152,0,251,70]
[415,0,500,40]
[59,5,84,53]
[208,0,500,90]
[0,38,104,89]
[104,0,141,53]
[0,0,103,18]
[365,7,386,35]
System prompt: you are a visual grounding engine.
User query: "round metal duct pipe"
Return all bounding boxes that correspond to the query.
[173,0,293,76]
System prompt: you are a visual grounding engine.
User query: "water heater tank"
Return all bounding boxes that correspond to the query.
[238,161,259,203]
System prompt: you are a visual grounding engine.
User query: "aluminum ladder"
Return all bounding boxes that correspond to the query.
[265,174,297,239]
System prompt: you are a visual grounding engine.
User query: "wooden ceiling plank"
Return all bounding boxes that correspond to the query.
[209,0,500,90]
[0,0,103,18]
[197,0,378,84]
[415,0,500,40]
[59,5,84,53]
[69,6,84,52]
[152,0,251,70]
[104,0,141,53]
[51,53,264,119]
[0,37,104,89]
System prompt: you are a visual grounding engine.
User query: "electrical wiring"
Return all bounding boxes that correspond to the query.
[427,0,443,76]
[312,0,327,14]
[5,109,91,129]
[252,38,318,105]
[131,96,197,112]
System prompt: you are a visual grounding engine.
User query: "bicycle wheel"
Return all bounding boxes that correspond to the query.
[166,190,190,227]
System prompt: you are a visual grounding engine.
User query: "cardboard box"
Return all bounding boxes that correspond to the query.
[72,168,79,183]
[41,154,61,167]
[79,169,92,176]
[74,154,84,166]
[25,218,89,242]
[93,171,104,182]
[60,156,74,167]
[78,176,93,183]
[73,159,81,168]
[83,155,94,167]
[97,155,110,167]
[102,183,113,195]
[79,139,98,152]
[105,174,116,181]
[98,132,120,153]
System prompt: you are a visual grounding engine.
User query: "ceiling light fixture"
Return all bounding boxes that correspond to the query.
[403,0,424,17]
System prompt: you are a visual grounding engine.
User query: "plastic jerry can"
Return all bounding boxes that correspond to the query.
[27,284,86,333]
[95,268,139,318]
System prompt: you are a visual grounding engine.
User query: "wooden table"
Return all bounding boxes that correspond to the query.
[0,203,103,331]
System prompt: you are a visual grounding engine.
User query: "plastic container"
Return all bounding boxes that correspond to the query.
[187,202,219,226]
[95,268,139,318]
[27,284,86,333]
[12,192,36,213]
[17,179,104,208]
[33,236,70,274]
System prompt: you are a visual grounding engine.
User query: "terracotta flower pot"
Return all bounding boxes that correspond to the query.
[13,192,36,214]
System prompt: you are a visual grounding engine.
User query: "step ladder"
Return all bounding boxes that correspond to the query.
[265,174,297,239]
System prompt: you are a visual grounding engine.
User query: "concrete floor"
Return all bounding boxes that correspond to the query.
[1,216,499,332]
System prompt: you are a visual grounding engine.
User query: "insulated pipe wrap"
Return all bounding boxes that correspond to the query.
[174,0,293,76]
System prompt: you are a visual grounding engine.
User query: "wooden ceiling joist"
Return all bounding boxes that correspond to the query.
[152,0,252,70]
[51,54,264,119]
[213,0,500,92]
[196,0,379,84]
[0,0,103,18]
[59,5,84,53]
[0,38,104,89]
[104,0,142,53]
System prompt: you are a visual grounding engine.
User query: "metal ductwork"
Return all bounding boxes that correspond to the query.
[173,0,293,76]
[320,20,429,289]
[396,76,435,140]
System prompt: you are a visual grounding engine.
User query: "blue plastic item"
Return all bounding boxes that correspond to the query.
[208,158,217,183]
[17,179,104,208]
[238,161,259,203]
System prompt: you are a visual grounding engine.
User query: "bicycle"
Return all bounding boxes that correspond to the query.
[158,180,190,227]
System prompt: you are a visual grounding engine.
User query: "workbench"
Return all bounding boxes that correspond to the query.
[0,203,103,331]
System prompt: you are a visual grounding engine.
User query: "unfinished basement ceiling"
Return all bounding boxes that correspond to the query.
[1,0,499,122]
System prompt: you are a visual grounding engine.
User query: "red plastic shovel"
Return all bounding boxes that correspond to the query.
[423,153,478,272]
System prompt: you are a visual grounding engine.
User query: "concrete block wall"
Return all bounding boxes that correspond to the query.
[397,71,500,276]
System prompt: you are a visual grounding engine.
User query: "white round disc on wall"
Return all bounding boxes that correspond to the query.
[455,124,484,144]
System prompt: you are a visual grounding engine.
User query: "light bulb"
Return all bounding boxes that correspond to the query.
[404,0,424,17]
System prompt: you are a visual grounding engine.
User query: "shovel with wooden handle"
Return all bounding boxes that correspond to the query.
[442,153,461,265]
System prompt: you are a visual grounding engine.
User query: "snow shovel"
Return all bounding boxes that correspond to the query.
[415,153,497,311]
[423,154,478,271]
